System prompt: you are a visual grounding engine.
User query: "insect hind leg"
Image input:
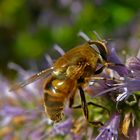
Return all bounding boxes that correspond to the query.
[72,102,110,116]
[78,86,89,121]
[70,86,105,126]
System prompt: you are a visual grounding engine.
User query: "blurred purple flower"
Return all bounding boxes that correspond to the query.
[122,127,140,140]
[0,105,26,116]
[95,113,120,140]
[126,57,140,72]
[126,57,140,79]
[51,118,72,135]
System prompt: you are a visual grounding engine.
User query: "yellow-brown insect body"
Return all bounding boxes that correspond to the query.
[43,43,104,122]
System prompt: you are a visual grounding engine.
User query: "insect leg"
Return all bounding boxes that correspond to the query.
[72,102,110,115]
[78,86,89,120]
[68,87,105,126]
[78,87,103,126]
[69,93,75,108]
[94,66,105,75]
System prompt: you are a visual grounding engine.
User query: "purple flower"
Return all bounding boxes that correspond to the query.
[126,57,140,72]
[116,77,140,102]
[95,113,120,140]
[107,46,129,76]
[38,118,73,139]
[87,69,140,102]
[51,118,72,135]
[126,57,140,79]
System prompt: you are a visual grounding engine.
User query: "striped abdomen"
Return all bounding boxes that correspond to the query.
[43,76,76,122]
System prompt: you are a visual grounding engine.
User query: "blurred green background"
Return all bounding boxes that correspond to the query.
[0,0,140,78]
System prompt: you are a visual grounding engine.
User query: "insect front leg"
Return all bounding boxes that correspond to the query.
[94,66,105,75]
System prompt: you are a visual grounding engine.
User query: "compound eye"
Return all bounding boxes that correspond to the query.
[89,41,108,61]
[100,49,107,61]
[95,42,108,61]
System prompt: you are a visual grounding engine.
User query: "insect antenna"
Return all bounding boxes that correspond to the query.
[92,31,107,44]
[45,54,53,66]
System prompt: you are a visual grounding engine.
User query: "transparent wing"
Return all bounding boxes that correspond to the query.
[10,67,53,91]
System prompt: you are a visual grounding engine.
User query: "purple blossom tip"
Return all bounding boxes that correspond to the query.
[95,113,120,140]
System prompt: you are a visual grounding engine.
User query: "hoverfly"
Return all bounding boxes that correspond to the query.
[10,33,114,124]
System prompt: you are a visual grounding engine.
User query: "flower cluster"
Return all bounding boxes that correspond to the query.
[0,42,140,140]
[85,45,140,140]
